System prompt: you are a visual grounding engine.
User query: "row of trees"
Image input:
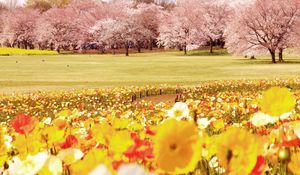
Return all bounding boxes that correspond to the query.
[0,0,169,55]
[0,0,300,63]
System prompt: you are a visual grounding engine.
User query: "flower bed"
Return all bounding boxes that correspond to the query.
[0,47,58,56]
[1,80,300,174]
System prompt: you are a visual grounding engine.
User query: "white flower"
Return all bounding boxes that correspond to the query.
[118,164,153,175]
[43,117,52,125]
[216,167,226,174]
[279,112,292,120]
[197,118,210,129]
[8,152,49,175]
[250,112,278,127]
[4,135,13,149]
[251,104,258,109]
[57,148,84,164]
[43,156,63,175]
[167,102,191,120]
[209,156,219,168]
[208,156,225,174]
[89,164,111,175]
[250,112,293,127]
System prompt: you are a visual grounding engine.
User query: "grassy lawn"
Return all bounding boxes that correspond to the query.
[0,51,300,93]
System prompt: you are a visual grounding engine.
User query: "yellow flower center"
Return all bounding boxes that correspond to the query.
[174,109,183,117]
[226,149,233,162]
[169,143,178,151]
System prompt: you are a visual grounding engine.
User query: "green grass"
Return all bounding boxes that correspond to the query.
[0,47,58,56]
[0,51,300,93]
[187,48,229,56]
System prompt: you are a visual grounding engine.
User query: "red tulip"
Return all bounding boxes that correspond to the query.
[250,156,265,175]
[60,135,78,149]
[10,114,37,135]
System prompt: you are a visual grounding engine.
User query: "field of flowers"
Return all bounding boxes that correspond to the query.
[0,47,58,56]
[1,79,300,175]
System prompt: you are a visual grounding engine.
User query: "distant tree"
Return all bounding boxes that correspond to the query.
[0,8,39,49]
[157,0,203,54]
[64,0,108,51]
[50,0,71,7]
[225,0,300,63]
[91,19,129,55]
[26,0,70,9]
[134,0,155,4]
[199,1,232,53]
[91,17,153,56]
[289,20,300,54]
[157,14,194,54]
[35,8,78,52]
[91,0,154,56]
[134,3,162,51]
[26,0,52,12]
[0,4,6,45]
[155,0,174,9]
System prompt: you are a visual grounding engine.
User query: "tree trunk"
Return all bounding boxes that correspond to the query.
[125,42,129,56]
[184,45,187,55]
[101,48,105,54]
[279,48,284,62]
[30,44,34,49]
[50,43,54,50]
[209,39,213,54]
[24,42,28,50]
[149,37,153,51]
[269,49,276,63]
[111,45,116,55]
[137,41,141,53]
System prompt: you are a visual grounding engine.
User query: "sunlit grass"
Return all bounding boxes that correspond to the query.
[0,51,299,93]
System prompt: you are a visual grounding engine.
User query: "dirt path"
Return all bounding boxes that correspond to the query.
[139,94,178,105]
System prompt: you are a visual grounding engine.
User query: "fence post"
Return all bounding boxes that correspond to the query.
[175,95,179,103]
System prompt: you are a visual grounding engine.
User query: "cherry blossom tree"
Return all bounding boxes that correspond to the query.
[64,0,109,51]
[27,0,70,8]
[35,7,79,52]
[26,0,52,12]
[157,13,195,54]
[225,0,300,63]
[91,16,153,56]
[199,1,232,53]
[91,0,154,56]
[132,3,162,51]
[157,0,203,54]
[289,20,300,53]
[0,8,39,48]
